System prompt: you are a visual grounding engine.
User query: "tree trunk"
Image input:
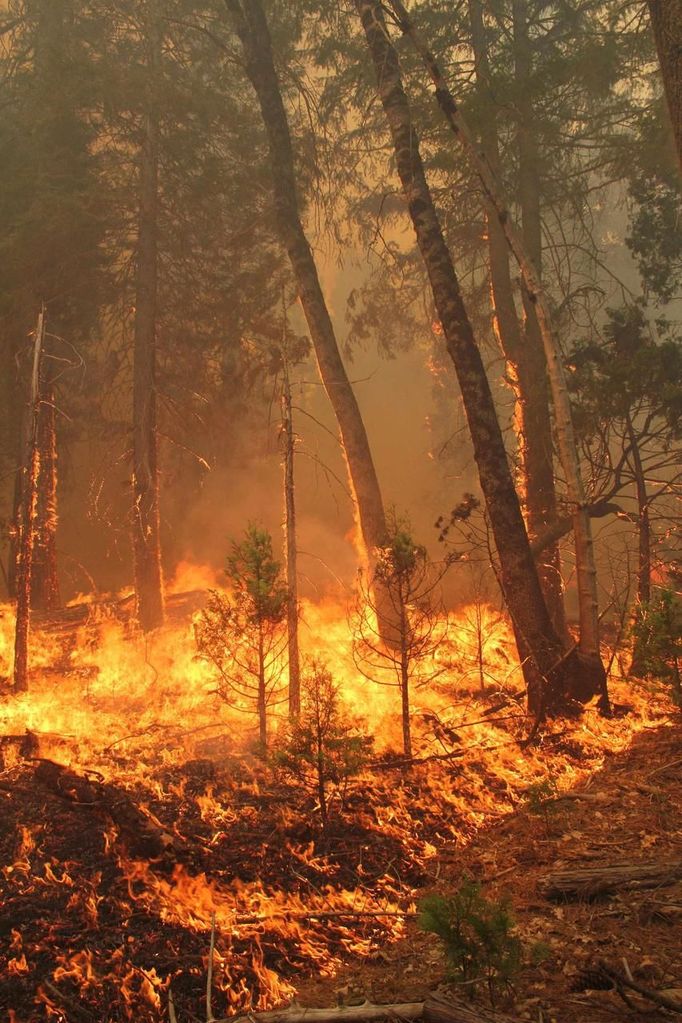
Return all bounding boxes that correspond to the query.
[132,1,164,633]
[626,414,651,675]
[385,0,608,712]
[31,368,60,611]
[400,657,411,759]
[281,350,301,718]
[648,0,682,172]
[257,626,267,755]
[469,0,566,640]
[13,309,45,692]
[399,598,412,757]
[356,0,574,718]
[224,0,387,569]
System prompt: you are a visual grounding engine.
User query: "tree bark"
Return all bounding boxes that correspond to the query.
[468,0,566,639]
[539,860,682,900]
[132,1,164,633]
[281,349,301,718]
[648,0,682,172]
[224,0,387,568]
[356,0,573,717]
[385,0,608,711]
[509,0,566,638]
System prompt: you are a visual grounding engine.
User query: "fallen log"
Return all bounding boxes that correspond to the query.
[211,993,527,1023]
[539,860,682,900]
[33,759,179,861]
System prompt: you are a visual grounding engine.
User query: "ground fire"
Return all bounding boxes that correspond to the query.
[1,1,682,1022]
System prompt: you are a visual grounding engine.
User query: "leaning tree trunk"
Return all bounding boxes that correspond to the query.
[385,0,608,712]
[31,365,60,611]
[356,0,576,717]
[648,0,682,172]
[132,2,164,633]
[224,0,388,571]
[469,0,566,639]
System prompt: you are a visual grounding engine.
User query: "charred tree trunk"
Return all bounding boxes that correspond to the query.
[281,347,301,718]
[132,3,164,633]
[31,367,60,612]
[469,0,566,640]
[649,0,682,172]
[13,309,45,692]
[356,0,574,717]
[224,0,388,571]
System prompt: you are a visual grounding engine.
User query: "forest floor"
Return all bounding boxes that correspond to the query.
[0,604,681,1022]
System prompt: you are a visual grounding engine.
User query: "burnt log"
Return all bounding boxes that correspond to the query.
[33,759,179,861]
[539,860,682,900]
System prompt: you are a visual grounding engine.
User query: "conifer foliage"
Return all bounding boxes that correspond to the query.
[195,526,289,754]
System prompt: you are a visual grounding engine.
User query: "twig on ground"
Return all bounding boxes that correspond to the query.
[206,912,216,1022]
[43,980,96,1023]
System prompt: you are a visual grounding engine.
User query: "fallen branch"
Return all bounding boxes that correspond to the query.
[42,980,96,1023]
[539,860,682,900]
[212,1000,426,1023]
[211,993,528,1023]
[593,962,682,1014]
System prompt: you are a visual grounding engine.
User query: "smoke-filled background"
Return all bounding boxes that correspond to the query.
[1,0,680,615]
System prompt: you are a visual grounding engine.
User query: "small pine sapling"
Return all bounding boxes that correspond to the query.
[352,511,452,759]
[275,660,373,827]
[195,525,288,753]
[522,778,562,837]
[419,881,543,1004]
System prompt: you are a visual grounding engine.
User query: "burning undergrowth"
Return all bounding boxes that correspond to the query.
[0,583,673,1021]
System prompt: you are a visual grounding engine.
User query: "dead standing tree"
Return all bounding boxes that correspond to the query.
[355,0,587,718]
[12,308,45,692]
[132,0,164,633]
[31,342,60,612]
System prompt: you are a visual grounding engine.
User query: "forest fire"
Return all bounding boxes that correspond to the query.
[2,0,682,1021]
[1,580,675,1021]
